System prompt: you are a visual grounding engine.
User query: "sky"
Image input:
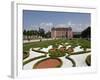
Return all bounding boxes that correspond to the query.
[23,10,91,32]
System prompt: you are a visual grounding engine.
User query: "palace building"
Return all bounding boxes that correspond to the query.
[51,27,73,39]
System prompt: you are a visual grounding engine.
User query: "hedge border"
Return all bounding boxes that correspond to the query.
[32,49,48,54]
[68,50,91,56]
[23,51,29,60]
[65,56,76,67]
[33,57,63,69]
[85,54,91,66]
[23,55,46,65]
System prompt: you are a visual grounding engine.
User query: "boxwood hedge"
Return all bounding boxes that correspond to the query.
[85,54,91,66]
[23,55,46,65]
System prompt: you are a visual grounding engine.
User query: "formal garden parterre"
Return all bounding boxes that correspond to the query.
[23,38,91,69]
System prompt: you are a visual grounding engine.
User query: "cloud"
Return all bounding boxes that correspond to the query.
[26,22,90,32]
[39,22,54,32]
[71,24,76,26]
[27,24,39,31]
[55,23,86,32]
[56,24,67,27]
[40,22,53,27]
[67,21,71,26]
[71,23,89,32]
[85,24,90,27]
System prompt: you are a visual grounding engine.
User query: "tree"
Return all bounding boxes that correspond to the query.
[26,30,33,41]
[73,32,81,38]
[45,31,51,38]
[23,30,28,40]
[81,26,91,40]
[23,30,27,35]
[39,27,45,37]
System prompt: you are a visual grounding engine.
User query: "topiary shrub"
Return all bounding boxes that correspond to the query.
[48,48,66,58]
[85,54,91,66]
[66,47,74,53]
[59,47,66,53]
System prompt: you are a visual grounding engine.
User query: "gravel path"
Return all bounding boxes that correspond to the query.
[23,45,91,70]
[70,53,90,67]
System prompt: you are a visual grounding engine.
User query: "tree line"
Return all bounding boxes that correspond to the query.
[23,28,51,40]
[73,26,91,40]
[23,26,91,40]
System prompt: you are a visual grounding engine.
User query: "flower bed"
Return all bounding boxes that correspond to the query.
[48,48,66,57]
[33,58,62,69]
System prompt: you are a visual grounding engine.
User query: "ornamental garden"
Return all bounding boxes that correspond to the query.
[23,10,91,69]
[23,38,91,69]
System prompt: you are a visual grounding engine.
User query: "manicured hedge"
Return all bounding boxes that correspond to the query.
[68,50,91,56]
[85,54,91,66]
[32,49,48,54]
[23,55,46,65]
[65,56,76,67]
[23,51,29,59]
[66,47,74,53]
[48,48,66,58]
[33,57,63,69]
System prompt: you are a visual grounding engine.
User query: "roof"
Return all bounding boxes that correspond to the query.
[51,27,72,31]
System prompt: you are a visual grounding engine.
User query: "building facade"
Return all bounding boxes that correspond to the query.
[51,27,73,39]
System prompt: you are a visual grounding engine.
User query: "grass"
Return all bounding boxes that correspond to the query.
[23,39,60,51]
[23,38,91,52]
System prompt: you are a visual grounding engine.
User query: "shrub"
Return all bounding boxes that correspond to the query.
[68,50,91,56]
[85,54,91,66]
[49,48,66,57]
[59,47,66,53]
[66,47,74,53]
[32,49,48,54]
[23,51,29,59]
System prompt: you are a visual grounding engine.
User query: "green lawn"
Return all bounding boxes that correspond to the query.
[23,38,91,52]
